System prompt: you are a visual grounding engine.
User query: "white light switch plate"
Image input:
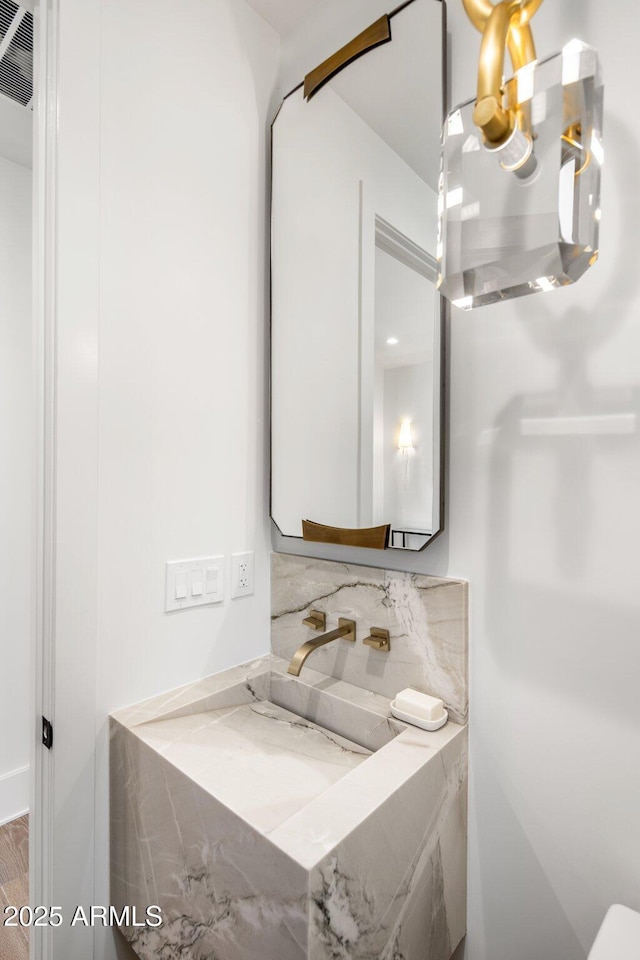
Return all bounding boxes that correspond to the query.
[231,552,254,599]
[165,556,224,612]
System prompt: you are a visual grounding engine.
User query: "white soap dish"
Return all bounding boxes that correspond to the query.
[390,700,448,732]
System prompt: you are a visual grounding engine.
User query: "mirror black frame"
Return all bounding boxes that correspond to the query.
[270,0,448,560]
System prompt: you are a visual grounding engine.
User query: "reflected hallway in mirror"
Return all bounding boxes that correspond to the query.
[364,219,440,551]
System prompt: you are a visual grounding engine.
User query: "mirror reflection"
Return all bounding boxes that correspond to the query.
[368,232,440,550]
[271,0,445,552]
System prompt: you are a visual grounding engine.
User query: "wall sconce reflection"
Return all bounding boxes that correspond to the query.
[398,418,414,451]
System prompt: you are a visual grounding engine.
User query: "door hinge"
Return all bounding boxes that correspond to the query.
[42,716,53,750]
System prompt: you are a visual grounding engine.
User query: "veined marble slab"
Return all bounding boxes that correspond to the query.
[131,701,371,835]
[111,656,467,960]
[271,553,469,725]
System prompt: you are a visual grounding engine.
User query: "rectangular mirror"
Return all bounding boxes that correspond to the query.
[271,0,446,554]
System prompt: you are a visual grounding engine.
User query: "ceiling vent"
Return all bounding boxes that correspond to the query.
[0,0,33,108]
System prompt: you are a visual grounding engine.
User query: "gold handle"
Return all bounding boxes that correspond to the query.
[302,610,326,631]
[363,628,390,653]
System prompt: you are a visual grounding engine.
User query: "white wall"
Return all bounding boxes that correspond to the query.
[0,97,32,169]
[0,153,31,825]
[279,2,640,959]
[49,0,278,956]
[96,4,279,957]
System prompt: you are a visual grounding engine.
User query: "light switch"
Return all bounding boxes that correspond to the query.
[175,572,188,600]
[205,567,218,595]
[165,556,225,612]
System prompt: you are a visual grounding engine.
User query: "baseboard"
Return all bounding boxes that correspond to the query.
[0,765,29,826]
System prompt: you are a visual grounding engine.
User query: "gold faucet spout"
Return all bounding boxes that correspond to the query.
[287,619,356,676]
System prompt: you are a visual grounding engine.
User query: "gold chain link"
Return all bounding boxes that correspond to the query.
[462,0,544,146]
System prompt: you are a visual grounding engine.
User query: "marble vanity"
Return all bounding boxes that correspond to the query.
[111,555,468,959]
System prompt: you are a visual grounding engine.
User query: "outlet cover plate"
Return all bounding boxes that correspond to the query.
[231,552,254,599]
[165,556,224,612]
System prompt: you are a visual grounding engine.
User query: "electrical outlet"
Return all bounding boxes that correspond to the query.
[231,552,254,599]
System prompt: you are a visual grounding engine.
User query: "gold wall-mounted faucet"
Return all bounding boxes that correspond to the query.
[287,617,356,676]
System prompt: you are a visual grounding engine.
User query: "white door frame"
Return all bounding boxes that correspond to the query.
[31,1,57,955]
[31,1,101,957]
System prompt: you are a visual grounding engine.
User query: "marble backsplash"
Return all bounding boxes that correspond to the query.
[271,554,469,725]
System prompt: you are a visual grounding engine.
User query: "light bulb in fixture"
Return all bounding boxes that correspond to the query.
[398,419,414,450]
[386,337,399,345]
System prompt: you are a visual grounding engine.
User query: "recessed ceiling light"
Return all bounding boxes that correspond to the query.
[386,337,399,345]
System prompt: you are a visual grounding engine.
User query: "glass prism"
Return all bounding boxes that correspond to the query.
[437,40,603,309]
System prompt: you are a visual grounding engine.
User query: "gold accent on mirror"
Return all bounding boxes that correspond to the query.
[462,0,543,146]
[303,15,392,101]
[302,520,390,550]
[287,619,357,676]
[363,628,391,652]
[302,610,327,631]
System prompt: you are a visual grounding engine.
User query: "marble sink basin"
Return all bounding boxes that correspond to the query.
[111,655,467,960]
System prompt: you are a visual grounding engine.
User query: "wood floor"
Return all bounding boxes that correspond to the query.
[0,816,29,960]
